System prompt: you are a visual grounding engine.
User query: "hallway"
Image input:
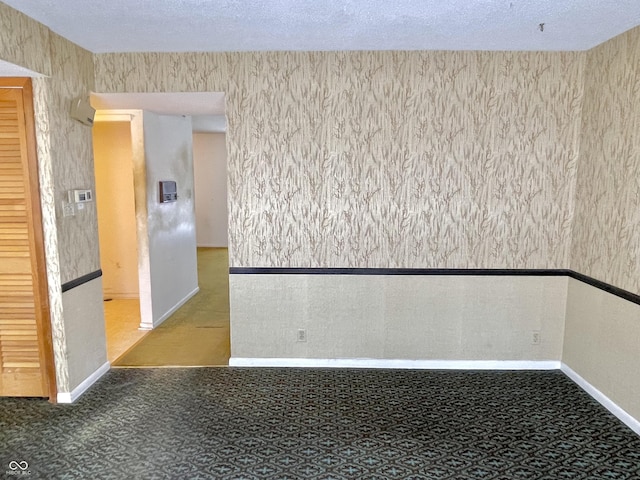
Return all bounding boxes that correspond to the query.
[104,248,230,367]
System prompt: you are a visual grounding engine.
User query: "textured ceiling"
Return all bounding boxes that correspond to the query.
[3,0,640,53]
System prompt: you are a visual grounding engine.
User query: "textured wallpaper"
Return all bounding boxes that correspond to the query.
[97,50,584,269]
[571,26,640,295]
[0,2,50,75]
[2,6,638,393]
[2,9,100,284]
[47,33,100,284]
[32,77,68,392]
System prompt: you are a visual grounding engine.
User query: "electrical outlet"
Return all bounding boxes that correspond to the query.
[297,329,307,343]
[532,330,541,345]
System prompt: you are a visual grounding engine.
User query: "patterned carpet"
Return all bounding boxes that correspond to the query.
[1,368,639,479]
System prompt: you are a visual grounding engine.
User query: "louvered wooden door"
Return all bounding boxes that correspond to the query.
[0,78,55,398]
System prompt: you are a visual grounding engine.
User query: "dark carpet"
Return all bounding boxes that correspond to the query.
[1,368,639,479]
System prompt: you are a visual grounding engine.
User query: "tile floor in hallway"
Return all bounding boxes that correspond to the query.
[103,298,148,363]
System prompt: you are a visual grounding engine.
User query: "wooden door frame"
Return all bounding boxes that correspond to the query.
[1,77,57,401]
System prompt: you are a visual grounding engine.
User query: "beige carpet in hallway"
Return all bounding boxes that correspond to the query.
[113,248,230,367]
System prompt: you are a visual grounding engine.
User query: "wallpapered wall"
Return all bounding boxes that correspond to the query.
[96,50,585,269]
[1,3,99,393]
[1,5,98,284]
[0,3,50,75]
[571,26,640,295]
[47,32,99,284]
[4,0,640,393]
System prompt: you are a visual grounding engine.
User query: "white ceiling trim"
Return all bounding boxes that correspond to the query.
[91,92,226,116]
[91,93,227,133]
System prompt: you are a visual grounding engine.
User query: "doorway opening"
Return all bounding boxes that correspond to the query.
[90,93,229,367]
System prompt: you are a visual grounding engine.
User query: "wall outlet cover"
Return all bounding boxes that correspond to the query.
[297,329,307,342]
[532,330,541,345]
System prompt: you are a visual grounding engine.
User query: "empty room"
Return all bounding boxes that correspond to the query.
[0,1,639,478]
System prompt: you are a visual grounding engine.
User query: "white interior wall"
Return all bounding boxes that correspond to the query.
[193,133,228,247]
[142,111,199,327]
[93,120,139,299]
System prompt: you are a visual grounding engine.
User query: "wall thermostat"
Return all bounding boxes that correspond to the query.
[159,181,177,203]
[69,189,93,203]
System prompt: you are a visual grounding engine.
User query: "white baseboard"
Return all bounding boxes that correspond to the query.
[52,358,639,435]
[57,361,110,404]
[229,357,561,370]
[561,363,640,436]
[151,286,199,329]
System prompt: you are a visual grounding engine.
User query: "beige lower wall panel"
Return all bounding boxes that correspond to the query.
[230,275,310,358]
[383,276,566,360]
[229,275,567,361]
[563,278,640,421]
[307,276,387,359]
[61,277,108,392]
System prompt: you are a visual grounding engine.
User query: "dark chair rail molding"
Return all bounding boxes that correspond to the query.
[229,267,571,276]
[61,269,102,293]
[59,268,640,307]
[62,267,640,305]
[568,270,640,306]
[229,267,640,307]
